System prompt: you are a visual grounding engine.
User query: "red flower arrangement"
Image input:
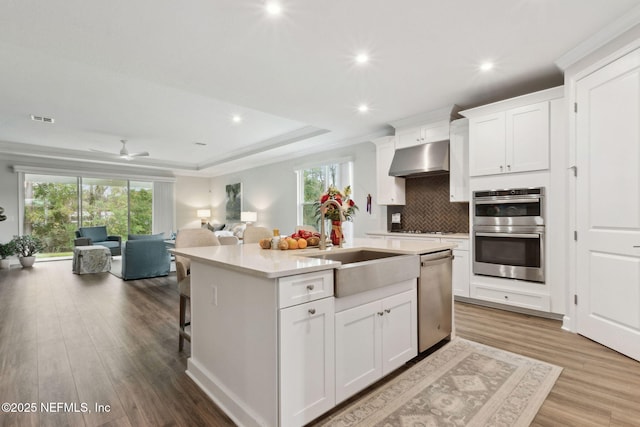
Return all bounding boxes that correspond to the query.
[315,185,358,222]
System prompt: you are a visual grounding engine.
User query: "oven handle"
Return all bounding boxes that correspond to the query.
[475,232,541,239]
[474,198,540,205]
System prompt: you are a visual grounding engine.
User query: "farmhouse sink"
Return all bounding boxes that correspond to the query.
[303,250,419,297]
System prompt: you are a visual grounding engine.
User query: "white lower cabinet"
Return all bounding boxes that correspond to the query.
[452,249,470,297]
[334,289,417,404]
[279,297,335,427]
[471,283,550,312]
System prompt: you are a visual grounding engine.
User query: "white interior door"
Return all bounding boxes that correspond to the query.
[576,47,640,361]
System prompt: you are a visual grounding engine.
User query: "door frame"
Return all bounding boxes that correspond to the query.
[565,36,640,333]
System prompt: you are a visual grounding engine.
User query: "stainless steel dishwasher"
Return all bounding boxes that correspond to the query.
[418,250,453,352]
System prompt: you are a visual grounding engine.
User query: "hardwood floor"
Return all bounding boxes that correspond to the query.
[1,261,638,426]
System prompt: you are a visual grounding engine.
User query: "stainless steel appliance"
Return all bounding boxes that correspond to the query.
[418,250,453,352]
[389,140,450,178]
[473,187,544,226]
[472,187,545,283]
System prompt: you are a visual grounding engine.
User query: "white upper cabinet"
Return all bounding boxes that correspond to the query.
[395,126,424,149]
[395,120,451,149]
[506,102,550,173]
[461,87,562,177]
[449,118,470,202]
[373,136,405,205]
[468,112,506,176]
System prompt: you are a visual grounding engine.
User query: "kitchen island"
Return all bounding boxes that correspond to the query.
[172,238,454,427]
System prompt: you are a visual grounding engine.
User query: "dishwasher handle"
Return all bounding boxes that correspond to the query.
[420,254,454,267]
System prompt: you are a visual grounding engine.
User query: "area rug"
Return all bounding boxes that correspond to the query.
[318,338,562,427]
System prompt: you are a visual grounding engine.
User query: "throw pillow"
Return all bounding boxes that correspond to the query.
[206,222,226,232]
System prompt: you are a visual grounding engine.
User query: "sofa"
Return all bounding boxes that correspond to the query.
[74,226,122,256]
[121,233,170,280]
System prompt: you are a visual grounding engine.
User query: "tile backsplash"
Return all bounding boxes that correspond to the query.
[387,175,469,233]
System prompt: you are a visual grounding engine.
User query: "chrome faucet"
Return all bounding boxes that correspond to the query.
[319,199,345,250]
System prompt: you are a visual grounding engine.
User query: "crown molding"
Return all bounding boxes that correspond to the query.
[388,104,461,130]
[555,4,640,70]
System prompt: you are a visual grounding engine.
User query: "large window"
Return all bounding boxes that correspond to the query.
[24,175,79,257]
[297,161,353,230]
[23,174,153,258]
[82,177,129,238]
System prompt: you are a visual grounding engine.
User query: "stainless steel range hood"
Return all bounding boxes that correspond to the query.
[388,139,449,178]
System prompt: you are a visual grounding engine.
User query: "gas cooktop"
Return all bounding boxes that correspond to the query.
[391,230,456,235]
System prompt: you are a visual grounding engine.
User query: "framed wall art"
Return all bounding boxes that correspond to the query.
[225,183,242,221]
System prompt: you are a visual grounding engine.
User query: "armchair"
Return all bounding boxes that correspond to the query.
[121,234,170,280]
[74,226,122,256]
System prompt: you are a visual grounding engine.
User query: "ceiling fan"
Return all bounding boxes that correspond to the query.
[90,139,149,161]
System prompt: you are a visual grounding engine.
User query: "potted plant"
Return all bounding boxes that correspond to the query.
[0,241,14,269]
[11,235,44,268]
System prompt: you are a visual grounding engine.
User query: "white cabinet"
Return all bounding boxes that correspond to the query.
[395,126,423,149]
[373,136,405,205]
[279,297,335,427]
[470,283,550,312]
[441,237,470,298]
[395,120,451,149]
[451,249,470,297]
[462,87,563,177]
[335,289,417,403]
[506,102,550,173]
[449,118,469,202]
[468,112,506,176]
[468,102,549,176]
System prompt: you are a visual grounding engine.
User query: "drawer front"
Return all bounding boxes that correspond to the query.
[279,270,334,308]
[472,285,549,311]
[441,238,469,251]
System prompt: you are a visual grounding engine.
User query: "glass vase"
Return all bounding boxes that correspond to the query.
[330,220,343,246]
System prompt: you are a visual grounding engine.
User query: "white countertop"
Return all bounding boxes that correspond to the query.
[366,231,469,239]
[171,237,454,279]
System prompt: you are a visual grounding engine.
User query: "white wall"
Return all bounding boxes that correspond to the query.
[209,141,383,237]
[175,175,213,230]
[0,158,20,243]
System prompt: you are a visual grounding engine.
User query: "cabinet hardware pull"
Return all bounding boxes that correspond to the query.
[507,165,511,171]
[500,165,504,171]
[634,246,640,248]
[377,311,384,316]
[308,308,316,315]
[384,309,391,314]
[504,295,509,300]
[306,284,314,291]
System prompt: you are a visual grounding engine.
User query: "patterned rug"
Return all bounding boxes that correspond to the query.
[317,338,562,427]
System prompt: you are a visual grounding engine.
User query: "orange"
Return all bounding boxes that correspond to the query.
[297,238,307,249]
[288,238,299,249]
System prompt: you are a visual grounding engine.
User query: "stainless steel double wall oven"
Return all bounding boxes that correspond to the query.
[473,187,545,283]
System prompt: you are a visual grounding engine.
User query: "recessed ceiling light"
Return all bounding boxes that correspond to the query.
[355,53,369,64]
[357,104,369,113]
[480,62,494,71]
[232,115,242,123]
[265,2,282,16]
